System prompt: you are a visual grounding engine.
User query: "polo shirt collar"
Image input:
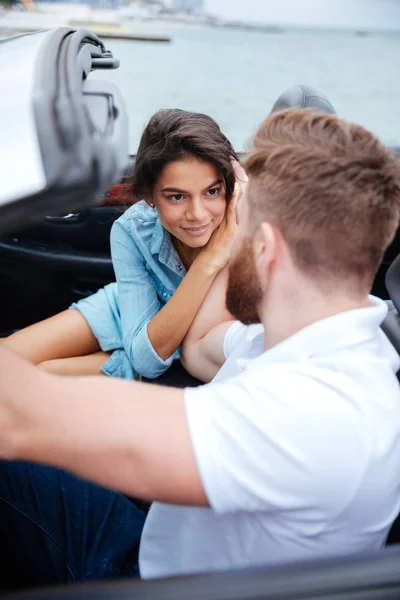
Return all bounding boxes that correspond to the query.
[243,296,392,369]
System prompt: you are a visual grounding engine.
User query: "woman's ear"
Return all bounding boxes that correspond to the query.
[144,197,155,209]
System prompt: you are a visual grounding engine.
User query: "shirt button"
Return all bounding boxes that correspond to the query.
[163,292,167,298]
[177,265,183,271]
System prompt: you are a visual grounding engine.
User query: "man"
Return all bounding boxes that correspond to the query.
[1,109,400,589]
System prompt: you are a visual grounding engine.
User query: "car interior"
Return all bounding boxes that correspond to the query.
[2,84,400,361]
[3,28,400,600]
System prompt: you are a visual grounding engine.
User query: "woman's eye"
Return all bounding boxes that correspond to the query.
[168,194,184,202]
[207,187,221,197]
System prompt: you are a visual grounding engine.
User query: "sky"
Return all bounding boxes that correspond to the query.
[204,0,400,30]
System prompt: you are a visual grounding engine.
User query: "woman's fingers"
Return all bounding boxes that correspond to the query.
[232,159,248,186]
[231,158,248,202]
[227,182,239,226]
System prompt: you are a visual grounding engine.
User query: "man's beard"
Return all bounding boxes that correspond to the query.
[226,237,263,325]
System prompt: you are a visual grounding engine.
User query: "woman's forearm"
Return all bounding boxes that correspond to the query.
[147,258,219,361]
[182,266,232,347]
[180,266,234,381]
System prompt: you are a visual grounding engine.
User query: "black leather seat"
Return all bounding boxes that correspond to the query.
[380,255,400,545]
[386,253,400,315]
[381,302,400,359]
[383,254,400,358]
[270,84,337,115]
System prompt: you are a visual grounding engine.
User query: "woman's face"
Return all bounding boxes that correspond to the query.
[151,157,227,248]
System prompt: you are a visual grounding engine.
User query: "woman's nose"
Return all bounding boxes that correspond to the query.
[186,198,207,221]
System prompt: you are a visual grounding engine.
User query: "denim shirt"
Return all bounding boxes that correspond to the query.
[79,201,187,380]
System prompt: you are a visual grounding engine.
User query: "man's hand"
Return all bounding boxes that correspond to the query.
[0,345,208,506]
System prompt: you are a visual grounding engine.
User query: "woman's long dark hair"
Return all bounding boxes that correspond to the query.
[130,109,238,202]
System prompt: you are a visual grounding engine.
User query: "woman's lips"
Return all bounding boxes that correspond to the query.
[182,223,210,236]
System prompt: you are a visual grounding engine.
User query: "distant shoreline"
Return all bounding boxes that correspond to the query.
[128,14,400,38]
[2,4,399,39]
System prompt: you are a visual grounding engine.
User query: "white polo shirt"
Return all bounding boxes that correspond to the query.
[139,297,400,579]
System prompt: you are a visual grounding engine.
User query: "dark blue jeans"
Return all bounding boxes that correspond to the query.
[0,461,146,591]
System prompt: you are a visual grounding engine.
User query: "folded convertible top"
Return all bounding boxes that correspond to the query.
[0,27,129,235]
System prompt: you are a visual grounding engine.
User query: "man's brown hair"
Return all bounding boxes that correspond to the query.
[244,109,400,291]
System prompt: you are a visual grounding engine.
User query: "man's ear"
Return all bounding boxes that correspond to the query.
[253,223,277,284]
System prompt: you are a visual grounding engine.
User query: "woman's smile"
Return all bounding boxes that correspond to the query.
[181,223,211,236]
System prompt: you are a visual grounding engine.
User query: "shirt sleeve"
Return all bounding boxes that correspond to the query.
[223,321,248,359]
[184,366,362,514]
[110,217,175,379]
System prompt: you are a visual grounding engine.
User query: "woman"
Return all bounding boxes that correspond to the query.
[4,109,243,380]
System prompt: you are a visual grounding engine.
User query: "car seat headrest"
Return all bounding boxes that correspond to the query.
[386,254,400,313]
[270,84,337,115]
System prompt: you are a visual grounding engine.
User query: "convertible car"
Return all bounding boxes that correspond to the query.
[2,27,400,600]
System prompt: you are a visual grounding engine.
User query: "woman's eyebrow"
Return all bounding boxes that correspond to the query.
[161,179,223,194]
[161,186,187,193]
[204,179,223,191]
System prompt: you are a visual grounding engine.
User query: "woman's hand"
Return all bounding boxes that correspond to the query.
[232,158,248,200]
[197,182,240,274]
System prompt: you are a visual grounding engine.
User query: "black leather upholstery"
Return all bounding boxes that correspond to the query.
[381,301,400,358]
[270,84,337,115]
[383,255,400,360]
[383,257,400,542]
[386,254,400,314]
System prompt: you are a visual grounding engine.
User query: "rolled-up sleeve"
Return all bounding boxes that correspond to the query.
[111,218,175,378]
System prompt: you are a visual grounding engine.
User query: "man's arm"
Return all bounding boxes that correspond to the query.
[0,346,208,506]
[181,266,235,382]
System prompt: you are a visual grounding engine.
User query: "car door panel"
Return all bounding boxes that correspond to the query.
[0,181,133,334]
[6,546,400,600]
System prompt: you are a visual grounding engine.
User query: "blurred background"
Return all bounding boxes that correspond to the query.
[1,0,399,152]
